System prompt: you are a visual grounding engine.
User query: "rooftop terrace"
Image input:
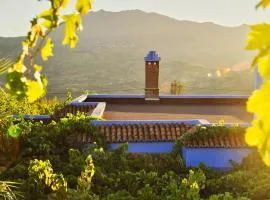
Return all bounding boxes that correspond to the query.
[85,94,252,123]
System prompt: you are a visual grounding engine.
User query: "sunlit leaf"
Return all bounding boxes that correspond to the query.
[38,9,54,20]
[8,124,21,138]
[41,75,48,88]
[13,54,26,73]
[246,23,270,50]
[22,41,29,55]
[26,80,46,103]
[245,121,264,146]
[38,9,59,29]
[41,38,54,61]
[34,64,42,73]
[256,0,270,9]
[247,80,270,117]
[28,19,44,47]
[258,53,270,79]
[76,0,92,15]
[42,20,53,29]
[52,0,69,9]
[62,14,82,48]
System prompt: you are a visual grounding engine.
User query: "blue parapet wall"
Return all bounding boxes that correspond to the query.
[69,102,99,106]
[13,115,51,120]
[183,147,252,170]
[87,142,252,170]
[87,94,145,99]
[109,142,174,153]
[91,119,207,126]
[86,94,249,100]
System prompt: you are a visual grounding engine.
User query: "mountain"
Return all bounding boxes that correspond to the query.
[0,10,255,97]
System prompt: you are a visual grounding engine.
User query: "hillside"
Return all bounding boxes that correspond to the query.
[0,10,254,97]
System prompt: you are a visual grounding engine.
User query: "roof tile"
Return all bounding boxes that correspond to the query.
[94,123,248,148]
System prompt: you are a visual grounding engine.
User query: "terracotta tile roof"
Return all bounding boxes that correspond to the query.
[182,129,248,148]
[95,123,194,143]
[92,123,248,148]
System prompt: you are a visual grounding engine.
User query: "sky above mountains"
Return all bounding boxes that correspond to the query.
[1,0,270,37]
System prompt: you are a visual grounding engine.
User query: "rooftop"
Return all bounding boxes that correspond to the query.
[85,94,252,123]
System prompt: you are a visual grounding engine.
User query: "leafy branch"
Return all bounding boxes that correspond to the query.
[5,0,92,103]
[245,0,270,166]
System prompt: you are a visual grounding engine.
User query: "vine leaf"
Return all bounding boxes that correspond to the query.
[256,0,270,9]
[246,23,270,50]
[52,0,69,9]
[8,124,22,138]
[38,9,55,29]
[41,38,54,61]
[13,59,26,74]
[246,23,270,72]
[62,14,82,48]
[76,0,92,15]
[29,21,44,47]
[258,53,270,79]
[26,80,46,103]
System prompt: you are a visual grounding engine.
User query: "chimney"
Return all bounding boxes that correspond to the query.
[144,51,161,102]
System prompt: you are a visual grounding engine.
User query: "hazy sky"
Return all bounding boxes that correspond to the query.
[1,0,270,37]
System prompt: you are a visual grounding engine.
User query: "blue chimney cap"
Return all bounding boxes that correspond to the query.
[144,51,161,62]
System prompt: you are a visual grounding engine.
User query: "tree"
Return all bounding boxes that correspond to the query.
[5,0,92,103]
[245,0,270,166]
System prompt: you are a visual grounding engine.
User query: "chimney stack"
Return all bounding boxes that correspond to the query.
[144,51,161,102]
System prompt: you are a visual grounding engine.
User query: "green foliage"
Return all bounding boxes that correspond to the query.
[77,155,95,193]
[5,0,92,102]
[208,192,250,200]
[27,159,67,199]
[0,114,267,199]
[0,181,23,200]
[181,123,245,144]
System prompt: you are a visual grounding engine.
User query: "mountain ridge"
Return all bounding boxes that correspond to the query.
[0,9,254,97]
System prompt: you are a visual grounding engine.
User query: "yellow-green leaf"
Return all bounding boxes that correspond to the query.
[34,64,42,73]
[41,38,54,61]
[62,14,82,48]
[247,80,270,117]
[258,53,270,79]
[42,20,53,29]
[22,41,29,56]
[8,125,21,138]
[256,0,270,9]
[246,23,270,50]
[26,80,46,103]
[13,54,26,73]
[76,0,92,15]
[38,9,54,19]
[29,23,44,47]
[52,0,69,9]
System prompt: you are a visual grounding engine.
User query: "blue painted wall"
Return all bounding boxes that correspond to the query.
[183,148,252,170]
[89,142,252,170]
[69,102,99,106]
[91,119,204,126]
[86,94,249,100]
[109,142,174,153]
[13,114,51,120]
